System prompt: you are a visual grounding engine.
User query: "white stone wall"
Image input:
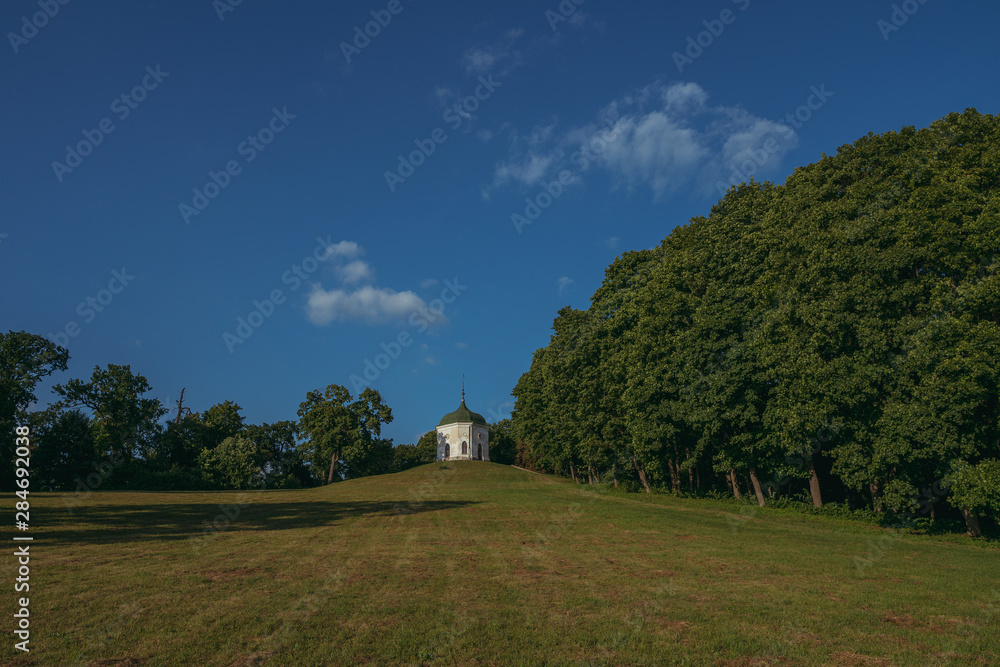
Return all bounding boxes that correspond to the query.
[436,422,489,461]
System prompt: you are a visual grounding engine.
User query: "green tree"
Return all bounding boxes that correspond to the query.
[30,408,100,491]
[244,420,312,487]
[53,364,166,463]
[946,460,1000,537]
[0,331,69,490]
[489,419,517,465]
[297,385,393,483]
[201,400,246,449]
[392,431,438,471]
[197,435,263,490]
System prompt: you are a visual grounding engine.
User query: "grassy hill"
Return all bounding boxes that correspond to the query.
[7,462,998,666]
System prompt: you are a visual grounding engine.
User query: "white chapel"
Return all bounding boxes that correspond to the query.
[436,383,490,462]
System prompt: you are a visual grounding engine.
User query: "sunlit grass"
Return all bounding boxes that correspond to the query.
[5,462,998,665]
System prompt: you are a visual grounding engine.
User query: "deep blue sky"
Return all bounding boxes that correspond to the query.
[3,0,997,445]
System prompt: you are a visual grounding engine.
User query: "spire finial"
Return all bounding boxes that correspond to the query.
[462,374,465,402]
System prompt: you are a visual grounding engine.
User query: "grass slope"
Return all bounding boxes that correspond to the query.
[4,462,998,666]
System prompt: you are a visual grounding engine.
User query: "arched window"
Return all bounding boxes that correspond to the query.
[477,443,482,460]
[444,443,450,459]
[462,441,468,455]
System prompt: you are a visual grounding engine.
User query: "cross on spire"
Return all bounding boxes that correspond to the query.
[462,373,465,402]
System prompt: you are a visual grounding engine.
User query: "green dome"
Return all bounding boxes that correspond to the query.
[438,399,488,426]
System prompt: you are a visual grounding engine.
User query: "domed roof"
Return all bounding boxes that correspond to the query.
[438,399,488,426]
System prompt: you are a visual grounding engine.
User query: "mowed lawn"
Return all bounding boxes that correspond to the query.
[4,462,999,666]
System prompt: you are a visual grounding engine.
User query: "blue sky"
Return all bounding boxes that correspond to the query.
[2,0,997,445]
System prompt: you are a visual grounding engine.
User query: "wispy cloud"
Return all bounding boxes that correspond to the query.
[461,28,525,76]
[557,276,574,294]
[489,81,798,199]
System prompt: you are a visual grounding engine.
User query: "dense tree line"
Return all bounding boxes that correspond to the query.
[0,331,496,493]
[510,110,1000,537]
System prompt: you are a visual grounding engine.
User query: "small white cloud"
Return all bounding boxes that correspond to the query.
[419,278,440,289]
[323,240,362,260]
[557,276,574,294]
[337,260,374,285]
[425,356,440,365]
[455,341,469,349]
[307,285,434,326]
[605,237,620,249]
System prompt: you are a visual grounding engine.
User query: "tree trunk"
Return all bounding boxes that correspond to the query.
[695,464,701,492]
[869,480,881,513]
[667,459,681,493]
[569,463,578,484]
[327,451,339,484]
[807,457,823,508]
[612,462,619,489]
[962,509,982,538]
[588,464,596,485]
[730,469,742,500]
[749,468,766,508]
[634,458,651,493]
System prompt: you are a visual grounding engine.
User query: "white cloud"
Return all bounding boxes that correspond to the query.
[337,260,374,285]
[419,278,440,289]
[323,240,362,260]
[306,285,431,326]
[605,237,620,249]
[557,276,574,294]
[489,81,799,199]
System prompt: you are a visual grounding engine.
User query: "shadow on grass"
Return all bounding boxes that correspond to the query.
[40,499,478,545]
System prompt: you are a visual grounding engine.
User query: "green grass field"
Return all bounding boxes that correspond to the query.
[5,462,999,666]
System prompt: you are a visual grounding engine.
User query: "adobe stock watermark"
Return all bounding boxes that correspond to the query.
[877,0,930,41]
[339,0,416,64]
[545,0,586,31]
[715,84,833,197]
[384,74,503,192]
[348,278,467,391]
[47,268,136,349]
[511,122,620,234]
[7,0,73,55]
[51,65,170,183]
[223,235,336,353]
[178,106,296,224]
[673,0,751,74]
[213,0,247,22]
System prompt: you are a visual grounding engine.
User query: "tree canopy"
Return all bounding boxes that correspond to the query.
[511,109,1000,536]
